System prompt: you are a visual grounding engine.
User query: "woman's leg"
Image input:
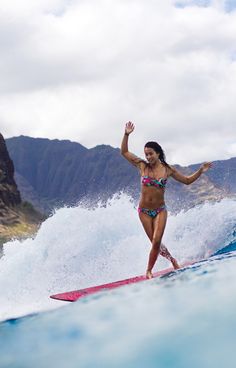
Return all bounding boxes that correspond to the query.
[139,211,179,274]
[145,210,167,278]
[159,243,180,270]
[138,211,154,242]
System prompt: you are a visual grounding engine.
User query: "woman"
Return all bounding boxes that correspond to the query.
[121,121,212,279]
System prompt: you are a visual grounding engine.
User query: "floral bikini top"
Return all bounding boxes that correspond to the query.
[141,175,167,190]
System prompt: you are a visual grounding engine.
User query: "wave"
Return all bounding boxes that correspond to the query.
[1,250,236,368]
[0,195,235,321]
[213,240,236,256]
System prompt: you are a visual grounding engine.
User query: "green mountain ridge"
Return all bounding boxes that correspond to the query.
[5,135,236,214]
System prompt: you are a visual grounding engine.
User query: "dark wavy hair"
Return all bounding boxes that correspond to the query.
[144,141,170,168]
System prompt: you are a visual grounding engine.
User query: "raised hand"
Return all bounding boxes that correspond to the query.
[125,121,135,135]
[201,162,213,173]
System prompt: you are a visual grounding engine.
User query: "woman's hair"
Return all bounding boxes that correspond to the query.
[144,141,170,168]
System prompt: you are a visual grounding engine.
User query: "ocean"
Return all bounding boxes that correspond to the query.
[0,194,236,367]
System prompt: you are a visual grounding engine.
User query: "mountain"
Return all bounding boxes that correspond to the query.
[6,136,138,212]
[0,134,45,245]
[0,134,21,207]
[5,136,235,214]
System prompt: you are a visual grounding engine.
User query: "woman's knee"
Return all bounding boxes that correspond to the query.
[152,236,162,249]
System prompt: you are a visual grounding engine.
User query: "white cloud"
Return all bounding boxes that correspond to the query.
[0,0,236,164]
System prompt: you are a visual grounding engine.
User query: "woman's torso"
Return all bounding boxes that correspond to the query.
[139,163,169,209]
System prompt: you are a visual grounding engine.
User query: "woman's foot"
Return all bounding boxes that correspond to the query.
[146,270,153,279]
[171,258,180,270]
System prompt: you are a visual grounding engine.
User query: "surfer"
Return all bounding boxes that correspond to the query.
[121,121,212,279]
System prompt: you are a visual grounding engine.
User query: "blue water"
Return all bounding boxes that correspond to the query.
[213,238,236,255]
[0,196,236,367]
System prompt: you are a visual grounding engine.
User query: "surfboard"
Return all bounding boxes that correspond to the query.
[50,261,194,302]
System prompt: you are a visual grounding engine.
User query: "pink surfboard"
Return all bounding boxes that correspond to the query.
[50,261,194,302]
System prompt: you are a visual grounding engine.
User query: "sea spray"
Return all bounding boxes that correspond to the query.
[0,194,235,321]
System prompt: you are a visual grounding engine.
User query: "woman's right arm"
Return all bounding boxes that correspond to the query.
[121,121,134,154]
[121,122,144,169]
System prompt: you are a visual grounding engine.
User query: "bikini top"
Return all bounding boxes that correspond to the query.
[141,175,167,190]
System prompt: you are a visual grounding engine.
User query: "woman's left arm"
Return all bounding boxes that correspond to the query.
[169,162,213,185]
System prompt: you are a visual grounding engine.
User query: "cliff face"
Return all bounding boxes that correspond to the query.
[0,133,21,212]
[6,136,235,213]
[0,134,44,244]
[6,136,89,211]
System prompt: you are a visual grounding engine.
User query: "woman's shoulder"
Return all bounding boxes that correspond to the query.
[139,160,148,175]
[165,164,175,177]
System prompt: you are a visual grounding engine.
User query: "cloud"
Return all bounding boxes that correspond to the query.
[0,0,236,165]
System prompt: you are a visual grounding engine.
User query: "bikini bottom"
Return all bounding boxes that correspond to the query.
[138,205,167,218]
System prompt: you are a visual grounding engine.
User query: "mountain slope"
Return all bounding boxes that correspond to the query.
[6,136,234,213]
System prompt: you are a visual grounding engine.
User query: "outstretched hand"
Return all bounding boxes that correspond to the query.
[201,162,213,173]
[125,121,135,135]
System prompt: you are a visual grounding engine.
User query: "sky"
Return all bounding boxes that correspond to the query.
[0,0,236,165]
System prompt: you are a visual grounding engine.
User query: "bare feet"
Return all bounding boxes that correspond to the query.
[146,270,153,279]
[171,258,180,270]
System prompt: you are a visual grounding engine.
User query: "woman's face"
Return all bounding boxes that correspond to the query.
[144,147,159,164]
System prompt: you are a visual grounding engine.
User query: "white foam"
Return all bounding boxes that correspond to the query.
[0,194,235,321]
